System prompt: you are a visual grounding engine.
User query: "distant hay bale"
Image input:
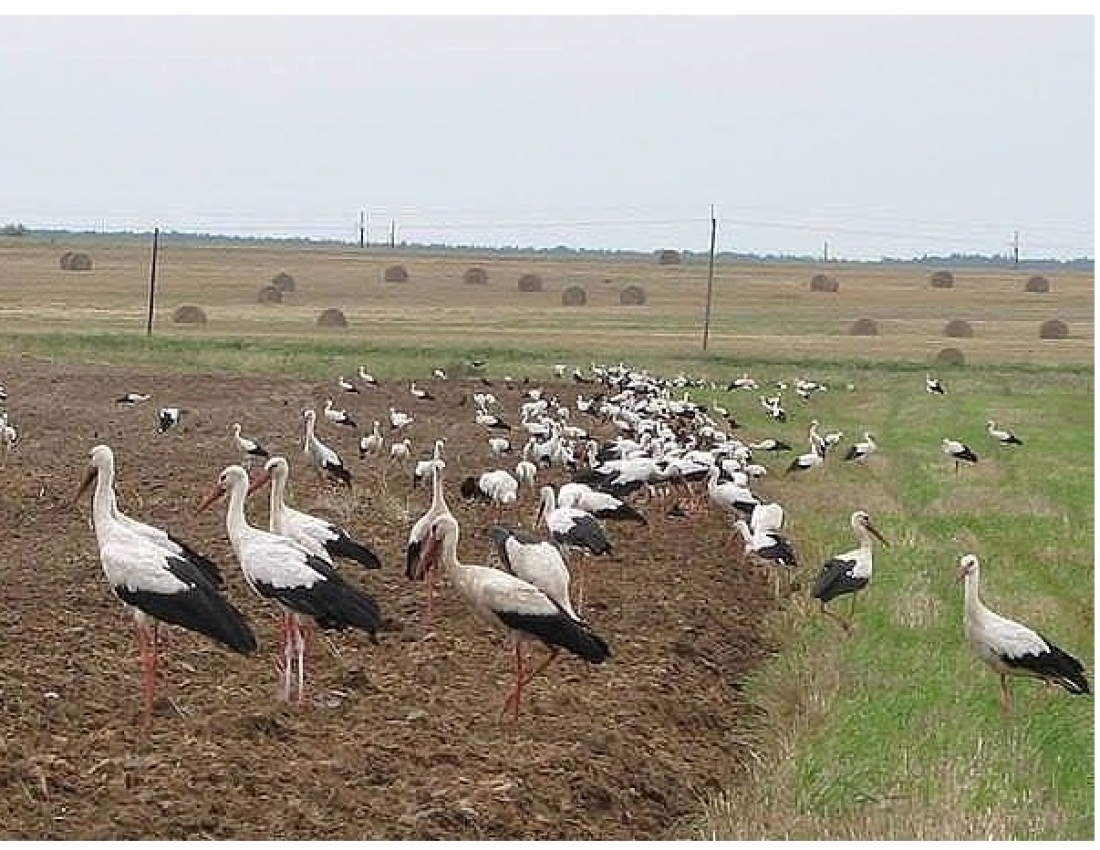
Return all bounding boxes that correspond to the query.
[619,284,647,306]
[849,317,879,336]
[561,285,588,306]
[809,273,840,293]
[1025,275,1051,293]
[930,271,955,289]
[271,271,296,292]
[943,319,974,338]
[518,273,544,292]
[463,266,488,285]
[384,264,409,283]
[935,347,966,366]
[1038,318,1069,340]
[60,251,93,271]
[172,305,207,325]
[657,249,682,265]
[257,285,283,305]
[317,308,348,328]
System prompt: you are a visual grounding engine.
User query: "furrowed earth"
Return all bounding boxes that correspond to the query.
[0,355,776,840]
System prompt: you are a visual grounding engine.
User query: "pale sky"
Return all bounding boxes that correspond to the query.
[0,12,1093,260]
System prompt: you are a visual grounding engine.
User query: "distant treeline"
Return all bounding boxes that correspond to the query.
[3,225,1092,270]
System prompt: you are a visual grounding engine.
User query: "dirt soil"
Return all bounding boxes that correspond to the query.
[0,354,777,840]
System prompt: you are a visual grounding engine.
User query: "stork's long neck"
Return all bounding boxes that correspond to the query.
[90,465,118,548]
[962,569,987,622]
[430,464,447,514]
[224,479,253,552]
[269,470,289,534]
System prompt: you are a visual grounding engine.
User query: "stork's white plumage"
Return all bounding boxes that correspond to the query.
[410,381,434,401]
[733,517,798,596]
[198,464,381,703]
[461,469,520,519]
[405,458,452,622]
[537,486,612,614]
[987,420,1023,447]
[411,513,609,720]
[413,439,446,486]
[942,438,978,474]
[705,465,758,516]
[302,409,351,486]
[488,436,512,457]
[811,511,889,632]
[80,445,256,726]
[357,366,379,388]
[115,392,150,407]
[785,441,825,475]
[926,373,946,395]
[337,375,359,394]
[323,398,357,429]
[958,554,1089,714]
[389,407,414,430]
[157,407,184,434]
[489,525,578,620]
[232,422,269,463]
[390,438,411,463]
[359,420,383,459]
[843,432,877,462]
[250,456,382,571]
[558,482,647,525]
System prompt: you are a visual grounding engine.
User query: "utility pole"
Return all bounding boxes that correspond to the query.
[701,206,718,352]
[145,226,159,337]
[1012,230,1019,267]
[823,240,829,262]
[358,210,365,248]
[389,219,396,249]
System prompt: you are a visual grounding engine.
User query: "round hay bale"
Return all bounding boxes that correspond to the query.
[1038,318,1069,340]
[930,270,955,289]
[619,284,647,306]
[172,305,207,325]
[384,264,409,283]
[257,285,283,305]
[657,249,682,265]
[943,319,974,338]
[1025,275,1051,293]
[561,285,587,307]
[60,251,93,271]
[935,347,966,366]
[809,273,840,292]
[317,308,348,328]
[518,273,544,292]
[271,271,296,292]
[462,266,488,285]
[849,317,880,336]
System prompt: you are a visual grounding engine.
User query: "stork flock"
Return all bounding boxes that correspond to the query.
[65,361,1085,728]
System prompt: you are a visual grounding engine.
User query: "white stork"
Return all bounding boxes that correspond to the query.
[811,510,889,633]
[337,375,359,394]
[358,420,383,460]
[389,407,414,431]
[79,445,256,726]
[405,458,452,622]
[157,407,184,434]
[411,513,609,720]
[957,554,1089,714]
[461,469,520,520]
[249,456,382,571]
[413,439,446,486]
[232,422,269,464]
[537,486,612,615]
[942,438,978,474]
[115,392,150,408]
[410,381,434,401]
[987,420,1023,447]
[390,438,412,464]
[488,525,578,620]
[558,482,648,525]
[785,440,825,475]
[488,436,512,457]
[197,465,381,703]
[323,399,357,429]
[302,409,351,486]
[705,465,758,517]
[357,366,379,388]
[733,517,799,597]
[843,432,877,463]
[926,373,946,395]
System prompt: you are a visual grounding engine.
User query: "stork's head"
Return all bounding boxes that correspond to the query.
[957,553,980,582]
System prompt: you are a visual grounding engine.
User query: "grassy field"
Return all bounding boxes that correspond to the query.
[0,234,1093,839]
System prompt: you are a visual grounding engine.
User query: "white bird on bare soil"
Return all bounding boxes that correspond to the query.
[390,438,412,464]
[410,513,609,721]
[323,399,357,429]
[337,376,359,394]
[232,422,270,464]
[957,554,1088,714]
[358,366,379,388]
[359,421,383,460]
[302,409,351,486]
[405,458,452,623]
[537,486,612,616]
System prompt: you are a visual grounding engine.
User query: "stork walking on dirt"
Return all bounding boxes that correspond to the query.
[303,408,352,486]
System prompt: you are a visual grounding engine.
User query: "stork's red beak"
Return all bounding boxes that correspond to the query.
[247,468,272,498]
[867,523,889,548]
[196,483,226,514]
[411,532,440,582]
[73,465,96,506]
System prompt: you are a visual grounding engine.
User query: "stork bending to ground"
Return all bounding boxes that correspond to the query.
[411,513,609,720]
[79,445,256,727]
[198,465,380,704]
[811,510,889,633]
[958,554,1088,714]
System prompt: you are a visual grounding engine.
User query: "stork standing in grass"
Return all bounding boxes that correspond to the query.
[926,373,946,395]
[79,445,256,726]
[942,438,978,475]
[843,432,877,463]
[957,554,1089,714]
[198,465,381,704]
[303,408,351,486]
[411,513,609,720]
[987,420,1023,447]
[811,510,889,633]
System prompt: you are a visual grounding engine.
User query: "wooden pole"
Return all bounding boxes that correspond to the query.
[145,227,159,337]
[358,210,365,248]
[701,207,717,352]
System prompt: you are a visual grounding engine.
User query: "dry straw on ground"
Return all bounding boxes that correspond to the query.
[935,346,966,366]
[462,266,488,285]
[518,273,544,292]
[317,308,348,328]
[809,274,840,293]
[849,317,879,336]
[384,264,409,283]
[171,305,207,325]
[271,271,296,292]
[1038,318,1068,339]
[1025,275,1051,293]
[657,249,682,265]
[561,285,588,306]
[59,251,93,271]
[257,285,283,305]
[620,285,647,306]
[943,319,974,338]
[930,271,955,289]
